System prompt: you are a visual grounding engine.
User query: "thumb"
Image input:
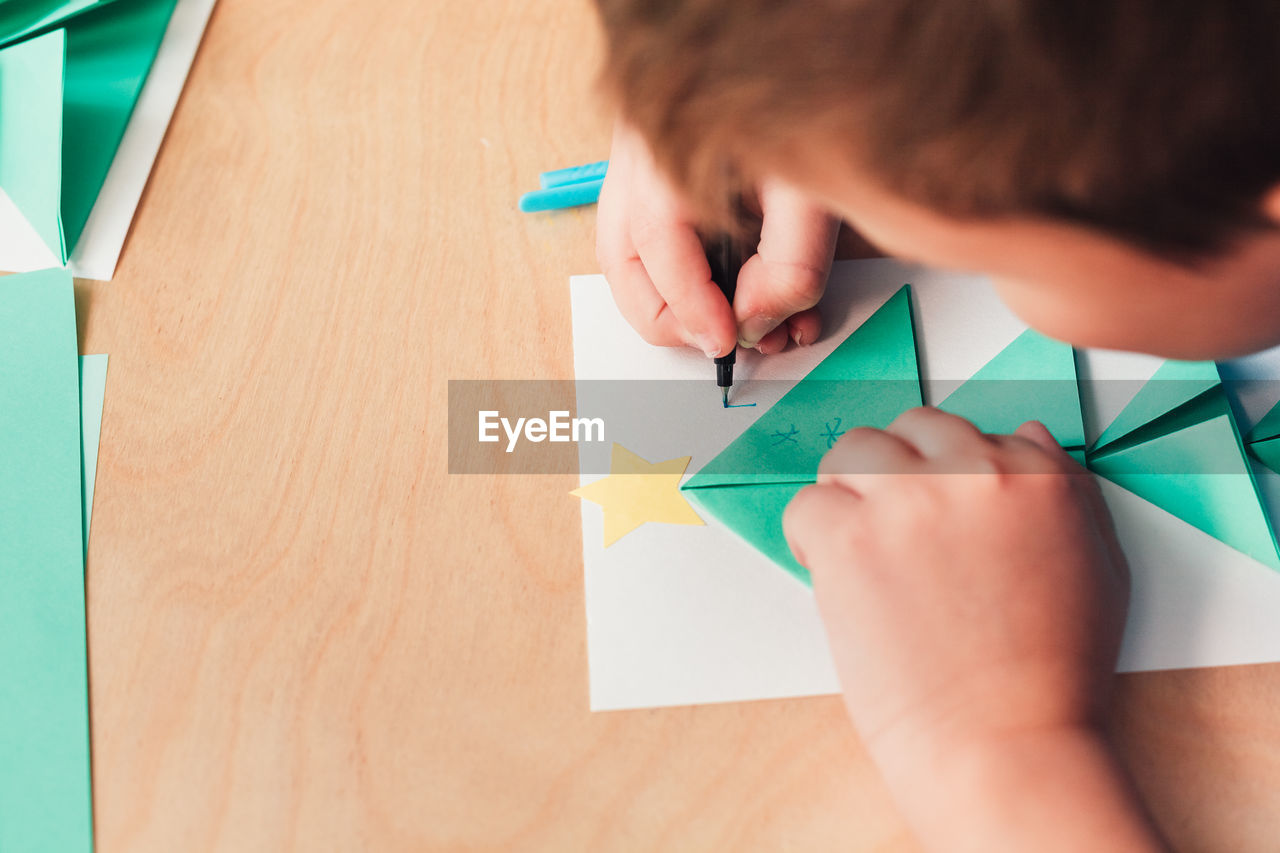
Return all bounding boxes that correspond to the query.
[734,181,838,348]
[1014,420,1075,464]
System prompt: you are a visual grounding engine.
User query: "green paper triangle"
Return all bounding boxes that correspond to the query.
[684,285,921,488]
[1093,359,1220,452]
[1090,401,1280,570]
[682,285,922,585]
[1247,399,1280,445]
[61,0,180,251]
[0,28,66,261]
[937,329,1085,450]
[683,482,810,583]
[1251,436,1280,475]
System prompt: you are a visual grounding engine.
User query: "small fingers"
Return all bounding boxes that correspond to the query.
[734,180,839,347]
[818,427,923,492]
[786,308,822,348]
[887,407,992,460]
[631,206,736,357]
[602,257,692,348]
[783,483,864,574]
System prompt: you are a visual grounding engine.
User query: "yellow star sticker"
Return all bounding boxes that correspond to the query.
[571,443,704,546]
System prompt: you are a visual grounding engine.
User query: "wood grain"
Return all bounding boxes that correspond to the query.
[75,0,1280,849]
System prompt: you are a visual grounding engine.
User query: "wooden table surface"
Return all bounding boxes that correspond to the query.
[78,0,1280,849]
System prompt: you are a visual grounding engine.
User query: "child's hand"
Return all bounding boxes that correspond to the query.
[785,410,1165,852]
[596,121,839,356]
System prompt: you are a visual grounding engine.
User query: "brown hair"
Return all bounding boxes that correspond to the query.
[596,0,1280,258]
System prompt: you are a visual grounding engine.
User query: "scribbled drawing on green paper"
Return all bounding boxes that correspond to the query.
[0,27,66,260]
[682,285,923,584]
[770,424,799,446]
[820,417,845,448]
[1088,361,1280,571]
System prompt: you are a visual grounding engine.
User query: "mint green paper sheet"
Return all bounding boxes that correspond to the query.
[938,328,1086,459]
[682,285,922,583]
[0,267,94,852]
[1088,363,1280,570]
[0,28,66,259]
[80,352,107,548]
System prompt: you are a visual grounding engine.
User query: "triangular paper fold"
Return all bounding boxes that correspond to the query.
[1093,359,1220,453]
[1246,399,1280,474]
[682,285,922,583]
[685,285,920,489]
[937,328,1085,456]
[0,28,66,261]
[1088,363,1280,570]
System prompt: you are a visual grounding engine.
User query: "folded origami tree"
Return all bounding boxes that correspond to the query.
[0,0,179,268]
[682,285,1280,584]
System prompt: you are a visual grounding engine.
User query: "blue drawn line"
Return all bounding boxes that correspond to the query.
[821,417,845,448]
[770,425,800,446]
[723,400,757,409]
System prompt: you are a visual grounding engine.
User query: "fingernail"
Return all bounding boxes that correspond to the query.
[790,327,805,347]
[739,315,777,348]
[696,335,722,358]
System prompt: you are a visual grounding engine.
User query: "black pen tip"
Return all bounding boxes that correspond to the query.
[722,385,730,407]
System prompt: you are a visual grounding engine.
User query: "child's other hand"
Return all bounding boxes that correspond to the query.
[785,411,1160,851]
[596,120,839,357]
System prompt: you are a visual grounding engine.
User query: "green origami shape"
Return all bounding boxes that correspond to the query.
[682,285,922,583]
[0,0,178,261]
[62,0,180,250]
[0,0,122,48]
[1087,361,1280,570]
[1245,399,1280,475]
[1093,358,1221,452]
[937,328,1086,460]
[0,28,65,259]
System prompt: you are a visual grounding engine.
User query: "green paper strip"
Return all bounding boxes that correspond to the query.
[0,267,93,852]
[0,27,67,261]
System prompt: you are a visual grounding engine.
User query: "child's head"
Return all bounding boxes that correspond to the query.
[596,0,1280,359]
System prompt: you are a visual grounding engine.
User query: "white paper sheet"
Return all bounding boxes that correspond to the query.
[0,0,218,281]
[571,259,1280,711]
